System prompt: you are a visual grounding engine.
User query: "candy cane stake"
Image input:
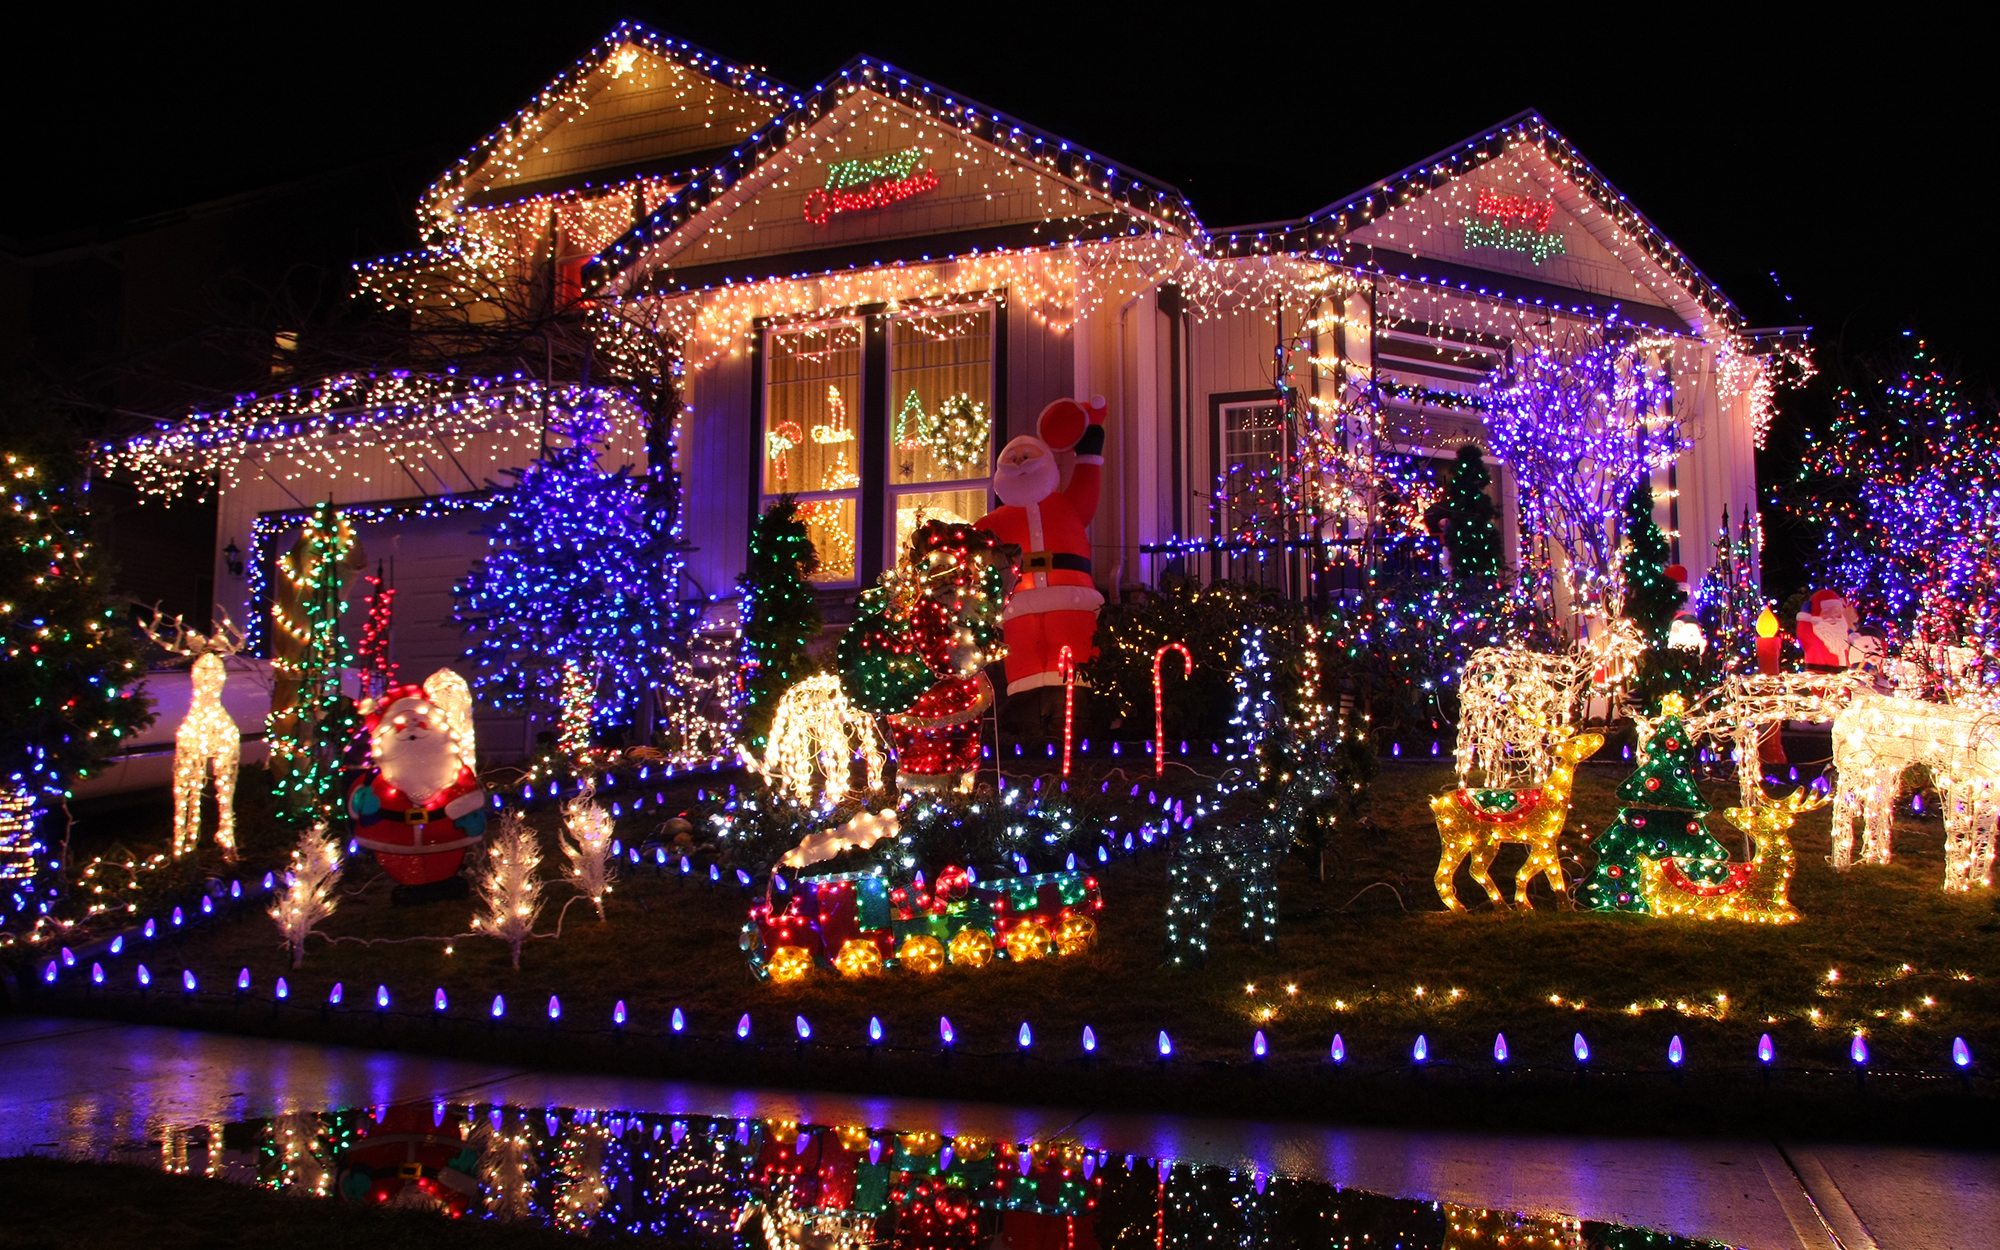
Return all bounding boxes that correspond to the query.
[1154,643,1192,776]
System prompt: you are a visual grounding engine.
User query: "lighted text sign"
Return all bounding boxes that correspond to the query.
[803,148,940,226]
[1464,187,1566,264]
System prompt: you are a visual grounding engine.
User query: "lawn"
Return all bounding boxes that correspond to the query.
[21,753,2000,1142]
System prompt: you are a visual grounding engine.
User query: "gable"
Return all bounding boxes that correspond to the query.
[621,90,1138,280]
[460,42,785,207]
[1341,143,1685,313]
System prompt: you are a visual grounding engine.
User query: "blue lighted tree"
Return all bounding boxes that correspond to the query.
[455,403,695,745]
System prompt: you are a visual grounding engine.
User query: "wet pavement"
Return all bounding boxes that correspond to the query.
[2,1015,1994,1248]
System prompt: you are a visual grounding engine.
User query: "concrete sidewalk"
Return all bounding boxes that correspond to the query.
[2,1016,1992,1249]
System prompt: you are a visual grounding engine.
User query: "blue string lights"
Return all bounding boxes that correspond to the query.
[455,404,697,749]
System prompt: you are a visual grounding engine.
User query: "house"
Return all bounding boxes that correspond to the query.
[104,22,1803,761]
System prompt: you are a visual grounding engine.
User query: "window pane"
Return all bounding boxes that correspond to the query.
[894,487,990,555]
[1217,403,1288,589]
[794,497,857,584]
[766,323,862,496]
[1218,404,1287,540]
[890,309,993,486]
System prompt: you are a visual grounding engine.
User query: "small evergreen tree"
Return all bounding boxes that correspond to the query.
[0,444,153,924]
[268,501,358,827]
[738,498,822,753]
[456,406,694,749]
[1425,445,1502,590]
[1620,480,1691,714]
[1579,704,1731,912]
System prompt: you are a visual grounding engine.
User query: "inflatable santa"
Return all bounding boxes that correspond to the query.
[1796,589,1882,670]
[975,396,1106,695]
[348,669,486,890]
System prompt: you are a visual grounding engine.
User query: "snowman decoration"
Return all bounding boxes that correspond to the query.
[349,668,486,894]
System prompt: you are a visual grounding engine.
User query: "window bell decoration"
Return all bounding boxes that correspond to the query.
[141,609,251,862]
[746,865,1102,983]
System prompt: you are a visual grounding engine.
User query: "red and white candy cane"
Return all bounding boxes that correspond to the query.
[1154,643,1192,776]
[1059,646,1076,778]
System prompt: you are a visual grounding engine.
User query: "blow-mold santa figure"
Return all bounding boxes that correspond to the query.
[975,396,1106,697]
[349,669,486,896]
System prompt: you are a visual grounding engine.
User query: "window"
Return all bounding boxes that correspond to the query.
[889,307,994,553]
[763,322,863,583]
[761,305,995,586]
[1213,400,1289,588]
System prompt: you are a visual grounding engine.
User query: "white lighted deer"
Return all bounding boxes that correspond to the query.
[1454,618,1646,789]
[143,609,249,862]
[1830,692,2000,892]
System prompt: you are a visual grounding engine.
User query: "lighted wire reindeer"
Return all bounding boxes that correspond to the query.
[143,608,249,862]
[1432,621,1644,911]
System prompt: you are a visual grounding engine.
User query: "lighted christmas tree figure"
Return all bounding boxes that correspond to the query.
[1579,694,1732,912]
[1425,444,1502,591]
[457,404,694,753]
[0,446,152,925]
[1621,480,1692,715]
[1693,508,1763,678]
[268,501,358,827]
[738,498,822,754]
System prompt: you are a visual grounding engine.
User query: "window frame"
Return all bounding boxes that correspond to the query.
[757,316,868,588]
[1207,390,1293,591]
[755,298,1002,590]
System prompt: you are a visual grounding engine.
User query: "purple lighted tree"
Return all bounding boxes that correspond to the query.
[1487,330,1680,619]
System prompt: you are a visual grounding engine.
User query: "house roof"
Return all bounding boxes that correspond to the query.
[592,53,1202,290]
[415,21,802,230]
[1205,110,1747,334]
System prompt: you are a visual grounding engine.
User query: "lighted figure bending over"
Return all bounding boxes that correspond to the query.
[975,397,1106,698]
[349,670,487,893]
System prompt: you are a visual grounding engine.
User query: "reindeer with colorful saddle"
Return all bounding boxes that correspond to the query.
[1433,729,1602,911]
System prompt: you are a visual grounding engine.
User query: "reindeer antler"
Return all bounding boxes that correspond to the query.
[210,609,249,656]
[140,604,199,657]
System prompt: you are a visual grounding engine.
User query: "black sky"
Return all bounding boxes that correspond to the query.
[6,6,1994,384]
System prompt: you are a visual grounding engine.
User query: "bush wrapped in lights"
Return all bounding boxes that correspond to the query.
[838,520,1009,791]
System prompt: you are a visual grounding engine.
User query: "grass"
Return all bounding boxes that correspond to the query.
[21,754,2000,1142]
[0,1156,580,1250]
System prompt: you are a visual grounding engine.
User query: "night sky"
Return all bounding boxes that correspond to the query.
[6,8,1993,387]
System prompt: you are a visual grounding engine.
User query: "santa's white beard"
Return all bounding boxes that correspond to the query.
[378,730,459,806]
[993,454,1059,507]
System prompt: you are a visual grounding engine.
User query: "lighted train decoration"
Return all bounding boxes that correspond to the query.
[744,864,1102,982]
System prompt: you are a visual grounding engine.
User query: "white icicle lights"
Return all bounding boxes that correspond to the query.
[475,809,546,968]
[269,822,342,968]
[561,781,616,921]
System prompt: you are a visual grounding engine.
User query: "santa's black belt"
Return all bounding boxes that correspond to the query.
[1022,551,1091,574]
[402,806,448,824]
